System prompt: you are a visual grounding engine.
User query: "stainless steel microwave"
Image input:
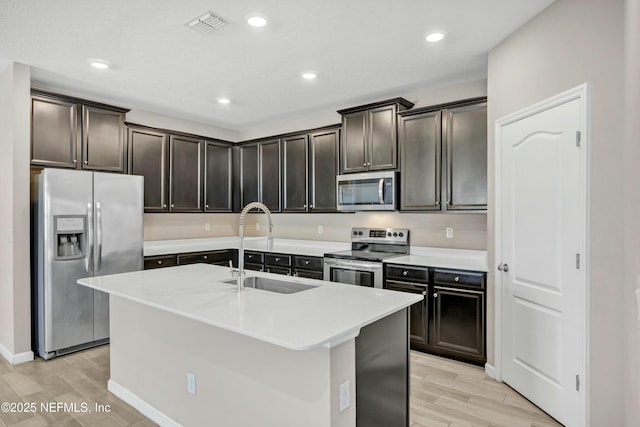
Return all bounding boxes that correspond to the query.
[336,171,397,211]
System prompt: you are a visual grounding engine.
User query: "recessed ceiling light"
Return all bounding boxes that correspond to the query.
[425,31,445,43]
[89,60,111,69]
[246,14,268,27]
[217,98,231,104]
[301,72,317,80]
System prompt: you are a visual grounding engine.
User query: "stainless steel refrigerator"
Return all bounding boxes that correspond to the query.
[32,168,143,359]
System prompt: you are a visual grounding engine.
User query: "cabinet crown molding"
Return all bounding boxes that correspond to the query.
[337,97,414,115]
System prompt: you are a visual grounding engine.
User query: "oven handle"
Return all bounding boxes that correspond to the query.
[324,258,382,271]
[378,178,384,204]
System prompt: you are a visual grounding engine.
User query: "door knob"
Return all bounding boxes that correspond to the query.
[498,263,509,272]
[433,292,438,298]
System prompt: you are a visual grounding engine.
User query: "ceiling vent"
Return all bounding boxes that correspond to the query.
[186,11,226,34]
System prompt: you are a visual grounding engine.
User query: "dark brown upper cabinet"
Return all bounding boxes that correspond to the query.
[239,139,281,212]
[204,141,233,212]
[169,135,203,212]
[444,102,488,210]
[31,90,128,172]
[282,134,309,212]
[128,126,169,212]
[308,128,339,212]
[278,127,340,213]
[398,98,487,212]
[338,98,414,173]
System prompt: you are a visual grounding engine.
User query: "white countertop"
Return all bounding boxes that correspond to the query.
[78,264,421,351]
[389,247,488,272]
[144,237,350,257]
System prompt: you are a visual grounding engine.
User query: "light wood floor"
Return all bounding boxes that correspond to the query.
[0,346,562,426]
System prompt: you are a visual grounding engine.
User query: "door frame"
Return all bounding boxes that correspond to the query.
[493,83,590,425]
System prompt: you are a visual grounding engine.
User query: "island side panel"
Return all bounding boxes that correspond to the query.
[355,308,410,427]
[108,296,353,427]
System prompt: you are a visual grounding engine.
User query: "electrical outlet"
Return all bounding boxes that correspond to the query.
[339,380,350,412]
[205,223,210,232]
[187,372,196,395]
[446,227,454,239]
[317,225,323,234]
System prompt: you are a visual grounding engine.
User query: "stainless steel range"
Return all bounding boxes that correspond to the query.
[324,228,409,288]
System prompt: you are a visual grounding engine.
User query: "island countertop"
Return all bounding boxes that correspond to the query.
[78,264,422,351]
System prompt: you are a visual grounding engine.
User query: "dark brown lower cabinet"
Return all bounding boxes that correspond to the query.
[430,286,485,365]
[177,250,235,266]
[386,280,428,349]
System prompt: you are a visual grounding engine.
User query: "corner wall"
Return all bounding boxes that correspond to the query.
[0,62,33,363]
[487,0,624,424]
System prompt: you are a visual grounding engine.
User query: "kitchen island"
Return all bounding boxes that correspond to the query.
[78,264,421,427]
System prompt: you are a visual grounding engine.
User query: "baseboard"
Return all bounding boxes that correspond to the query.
[485,362,497,380]
[107,380,181,427]
[0,341,34,365]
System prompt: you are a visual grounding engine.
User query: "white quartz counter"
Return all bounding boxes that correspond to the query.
[388,247,488,272]
[78,264,421,351]
[144,237,350,258]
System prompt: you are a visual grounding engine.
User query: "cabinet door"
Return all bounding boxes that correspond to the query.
[431,286,485,362]
[309,129,339,212]
[31,96,78,168]
[81,106,126,172]
[368,105,397,170]
[169,135,202,212]
[444,102,487,210]
[386,280,428,348]
[282,134,308,212]
[341,111,367,173]
[260,139,281,212]
[128,127,168,212]
[143,255,177,270]
[399,111,441,210]
[204,142,233,212]
[240,144,259,207]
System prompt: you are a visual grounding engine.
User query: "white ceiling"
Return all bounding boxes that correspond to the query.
[0,0,554,132]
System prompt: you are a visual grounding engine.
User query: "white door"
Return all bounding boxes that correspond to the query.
[496,88,587,426]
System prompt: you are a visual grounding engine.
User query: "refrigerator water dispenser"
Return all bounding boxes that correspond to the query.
[54,215,86,260]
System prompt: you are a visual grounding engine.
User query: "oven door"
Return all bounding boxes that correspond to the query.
[323,258,383,288]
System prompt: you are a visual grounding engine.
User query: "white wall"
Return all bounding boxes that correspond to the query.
[623,0,640,424]
[0,62,32,363]
[487,0,625,424]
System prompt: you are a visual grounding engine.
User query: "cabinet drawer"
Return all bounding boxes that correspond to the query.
[386,265,429,283]
[177,250,232,265]
[433,269,485,289]
[244,251,264,264]
[264,253,292,267]
[144,255,177,270]
[293,255,323,271]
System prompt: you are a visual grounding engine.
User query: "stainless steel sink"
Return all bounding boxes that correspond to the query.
[221,276,318,294]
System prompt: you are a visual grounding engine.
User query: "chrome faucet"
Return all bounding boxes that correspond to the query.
[237,202,273,291]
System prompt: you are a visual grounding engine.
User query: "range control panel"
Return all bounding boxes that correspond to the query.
[351,228,409,245]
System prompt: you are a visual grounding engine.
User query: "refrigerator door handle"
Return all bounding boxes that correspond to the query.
[96,202,103,271]
[86,202,94,274]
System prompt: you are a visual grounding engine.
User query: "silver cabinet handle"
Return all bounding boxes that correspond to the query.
[84,160,88,165]
[157,260,162,265]
[402,270,408,276]
[205,204,209,209]
[275,257,280,262]
[73,159,77,164]
[422,291,427,296]
[433,292,438,298]
[454,276,460,282]
[498,263,509,272]
[203,255,208,260]
[309,204,313,208]
[303,204,307,209]
[171,204,174,208]
[304,260,309,265]
[363,162,367,167]
[163,204,167,208]
[95,202,103,271]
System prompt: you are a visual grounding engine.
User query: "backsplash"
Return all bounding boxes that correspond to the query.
[144,212,487,250]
